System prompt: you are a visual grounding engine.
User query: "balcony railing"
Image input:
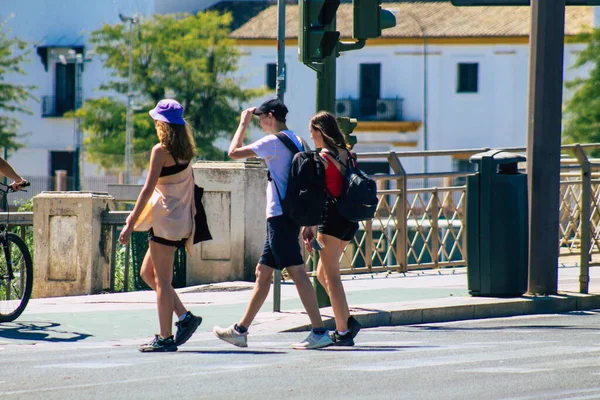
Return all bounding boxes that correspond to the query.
[41,96,75,117]
[335,97,404,121]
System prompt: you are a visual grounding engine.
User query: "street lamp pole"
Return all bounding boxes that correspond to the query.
[403,11,428,184]
[120,14,137,184]
[60,50,91,191]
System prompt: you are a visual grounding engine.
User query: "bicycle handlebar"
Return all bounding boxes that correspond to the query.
[1,181,31,193]
[9,181,30,193]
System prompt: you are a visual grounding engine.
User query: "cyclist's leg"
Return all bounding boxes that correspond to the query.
[140,248,186,319]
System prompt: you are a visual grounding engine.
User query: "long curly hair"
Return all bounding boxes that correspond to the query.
[309,111,350,156]
[155,120,196,161]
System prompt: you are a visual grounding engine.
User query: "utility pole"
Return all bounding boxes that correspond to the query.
[60,50,91,191]
[273,0,286,312]
[276,0,286,102]
[119,14,137,184]
[526,0,565,295]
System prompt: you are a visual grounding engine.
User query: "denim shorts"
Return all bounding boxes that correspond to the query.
[258,215,303,270]
[318,198,360,241]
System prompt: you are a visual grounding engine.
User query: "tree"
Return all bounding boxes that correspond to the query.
[563,28,600,156]
[71,98,155,171]
[78,11,265,171]
[0,19,36,154]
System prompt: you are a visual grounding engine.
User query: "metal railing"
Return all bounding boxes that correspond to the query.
[14,143,600,300]
[0,212,34,263]
[271,143,600,310]
[41,96,70,117]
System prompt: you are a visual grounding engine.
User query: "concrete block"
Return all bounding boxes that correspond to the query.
[33,191,114,298]
[390,309,423,325]
[422,304,474,323]
[472,300,527,319]
[188,161,267,284]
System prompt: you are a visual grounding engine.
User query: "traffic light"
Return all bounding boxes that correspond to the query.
[353,0,396,39]
[299,0,341,63]
[337,117,358,149]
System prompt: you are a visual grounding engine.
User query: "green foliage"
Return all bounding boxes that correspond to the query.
[13,199,33,263]
[15,198,32,212]
[563,29,600,157]
[0,18,37,153]
[84,11,266,170]
[72,98,155,171]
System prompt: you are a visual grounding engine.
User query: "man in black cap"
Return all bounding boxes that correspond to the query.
[213,99,333,349]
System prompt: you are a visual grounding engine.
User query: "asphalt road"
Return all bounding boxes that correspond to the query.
[2,311,600,400]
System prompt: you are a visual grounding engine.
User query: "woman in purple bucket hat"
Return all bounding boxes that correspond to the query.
[119,99,211,352]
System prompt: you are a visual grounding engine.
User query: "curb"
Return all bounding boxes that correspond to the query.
[281,292,600,333]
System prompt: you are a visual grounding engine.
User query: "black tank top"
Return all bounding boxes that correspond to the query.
[160,154,189,177]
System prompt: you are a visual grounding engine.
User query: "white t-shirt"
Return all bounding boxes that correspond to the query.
[248,130,303,218]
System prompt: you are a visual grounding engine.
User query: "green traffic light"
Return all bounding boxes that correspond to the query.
[380,9,396,31]
[299,0,341,63]
[353,0,397,39]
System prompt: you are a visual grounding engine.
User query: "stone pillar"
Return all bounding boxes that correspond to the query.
[33,192,114,298]
[189,161,267,284]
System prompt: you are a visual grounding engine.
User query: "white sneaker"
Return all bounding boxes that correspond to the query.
[292,330,333,350]
[213,324,248,347]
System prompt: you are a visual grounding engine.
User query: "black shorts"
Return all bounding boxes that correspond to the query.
[258,215,304,270]
[148,228,187,248]
[318,198,360,241]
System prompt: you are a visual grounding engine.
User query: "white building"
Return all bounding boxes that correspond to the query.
[1,1,598,187]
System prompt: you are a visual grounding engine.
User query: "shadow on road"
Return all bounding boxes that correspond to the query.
[318,344,433,352]
[0,321,92,342]
[180,349,287,355]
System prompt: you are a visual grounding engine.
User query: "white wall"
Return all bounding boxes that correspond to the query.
[1,0,156,176]
[1,0,595,178]
[235,39,590,174]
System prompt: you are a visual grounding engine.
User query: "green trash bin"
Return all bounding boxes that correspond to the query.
[466,150,528,296]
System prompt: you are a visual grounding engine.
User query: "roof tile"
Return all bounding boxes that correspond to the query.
[230,2,594,39]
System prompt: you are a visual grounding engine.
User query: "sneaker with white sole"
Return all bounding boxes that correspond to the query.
[213,324,248,347]
[292,330,333,350]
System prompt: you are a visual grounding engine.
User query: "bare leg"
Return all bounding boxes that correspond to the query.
[286,264,325,329]
[148,241,178,338]
[140,249,186,318]
[239,264,274,328]
[317,232,350,332]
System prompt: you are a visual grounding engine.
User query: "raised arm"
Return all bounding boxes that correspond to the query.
[228,108,258,160]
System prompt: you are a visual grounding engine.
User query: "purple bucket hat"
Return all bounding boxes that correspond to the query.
[149,99,186,125]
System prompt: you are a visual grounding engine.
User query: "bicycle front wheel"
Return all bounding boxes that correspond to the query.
[0,233,33,322]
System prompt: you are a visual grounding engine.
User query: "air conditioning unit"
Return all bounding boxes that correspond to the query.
[335,99,353,118]
[375,99,397,120]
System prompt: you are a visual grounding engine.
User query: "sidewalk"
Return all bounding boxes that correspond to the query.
[4,261,599,346]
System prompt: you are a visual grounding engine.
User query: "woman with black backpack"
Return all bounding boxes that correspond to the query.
[305,111,363,346]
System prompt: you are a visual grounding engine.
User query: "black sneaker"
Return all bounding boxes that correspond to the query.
[331,330,354,346]
[175,311,202,346]
[348,316,362,339]
[139,335,178,352]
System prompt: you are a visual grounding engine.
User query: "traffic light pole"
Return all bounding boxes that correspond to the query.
[526,0,564,295]
[312,20,338,308]
[316,49,336,112]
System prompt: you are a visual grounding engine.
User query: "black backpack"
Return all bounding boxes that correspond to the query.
[268,132,327,226]
[325,150,379,222]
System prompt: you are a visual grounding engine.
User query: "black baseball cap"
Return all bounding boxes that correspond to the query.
[253,98,288,120]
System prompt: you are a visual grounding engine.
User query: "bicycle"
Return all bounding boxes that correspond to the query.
[0,181,33,322]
